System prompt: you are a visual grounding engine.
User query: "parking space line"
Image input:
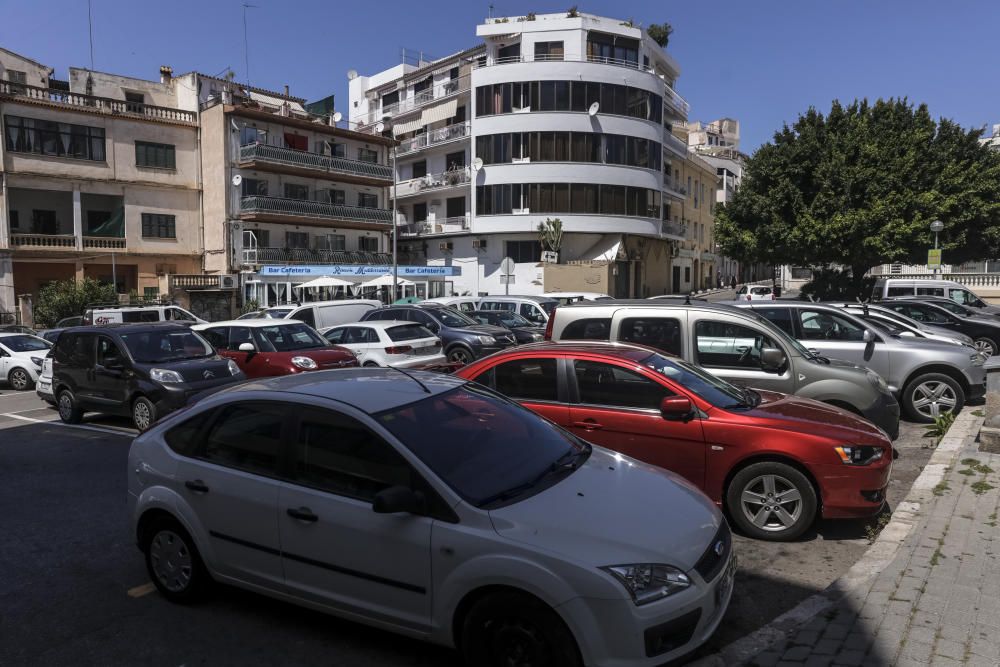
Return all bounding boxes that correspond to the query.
[127,582,156,598]
[0,412,134,437]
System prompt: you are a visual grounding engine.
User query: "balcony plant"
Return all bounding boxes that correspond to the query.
[647,22,673,48]
[538,217,564,262]
[566,6,579,18]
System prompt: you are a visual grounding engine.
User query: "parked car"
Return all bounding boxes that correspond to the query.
[878,298,1000,358]
[477,295,559,325]
[56,316,84,328]
[544,291,612,305]
[831,303,976,348]
[52,323,245,431]
[730,302,985,422]
[279,299,381,330]
[457,341,895,540]
[735,285,775,301]
[192,320,357,378]
[36,352,54,404]
[83,304,206,325]
[467,310,546,344]
[0,332,51,390]
[547,300,900,439]
[128,368,735,665]
[871,278,1000,316]
[235,306,294,320]
[421,296,480,312]
[362,305,516,364]
[321,321,445,368]
[0,324,39,335]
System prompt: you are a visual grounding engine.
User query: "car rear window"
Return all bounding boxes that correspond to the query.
[560,318,611,340]
[387,324,435,342]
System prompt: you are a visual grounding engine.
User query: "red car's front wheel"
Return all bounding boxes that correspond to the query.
[726,462,817,541]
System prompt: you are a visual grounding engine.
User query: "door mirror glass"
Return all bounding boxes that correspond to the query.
[863,329,876,361]
[660,395,693,421]
[372,485,426,515]
[863,329,872,342]
[238,342,255,352]
[759,347,786,373]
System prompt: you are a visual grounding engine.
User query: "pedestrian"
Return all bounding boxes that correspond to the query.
[730,276,737,290]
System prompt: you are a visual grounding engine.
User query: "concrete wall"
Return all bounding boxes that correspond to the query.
[200,104,228,273]
[0,49,52,87]
[68,68,186,109]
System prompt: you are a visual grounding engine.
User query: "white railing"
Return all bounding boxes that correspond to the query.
[240,196,392,224]
[663,132,688,156]
[870,272,1000,288]
[355,75,470,128]
[10,234,76,248]
[0,81,196,124]
[397,122,471,155]
[239,143,392,181]
[662,84,689,117]
[395,167,471,198]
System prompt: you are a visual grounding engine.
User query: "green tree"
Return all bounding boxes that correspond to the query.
[34,278,116,328]
[716,98,1000,297]
[647,22,673,47]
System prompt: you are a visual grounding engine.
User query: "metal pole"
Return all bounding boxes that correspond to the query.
[391,143,398,303]
[934,231,939,276]
[112,251,117,297]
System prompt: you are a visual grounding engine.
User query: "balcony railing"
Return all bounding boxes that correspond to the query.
[660,221,687,238]
[400,215,471,236]
[662,84,689,118]
[395,167,471,198]
[10,233,76,248]
[243,247,393,266]
[701,251,717,262]
[84,236,126,249]
[238,143,392,181]
[663,132,688,156]
[240,195,392,225]
[397,122,471,155]
[663,179,688,200]
[356,75,470,128]
[0,81,196,124]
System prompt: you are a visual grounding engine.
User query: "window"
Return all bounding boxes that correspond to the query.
[240,126,263,145]
[949,288,980,306]
[135,141,176,169]
[488,358,559,402]
[141,213,176,239]
[284,133,307,151]
[164,409,213,456]
[413,202,428,222]
[619,317,682,356]
[412,160,427,179]
[694,320,778,370]
[316,233,344,251]
[358,147,379,163]
[358,236,378,252]
[285,231,309,248]
[797,309,866,342]
[473,81,657,121]
[446,196,465,218]
[574,360,670,410]
[329,189,346,205]
[96,336,124,367]
[753,308,795,336]
[198,403,286,477]
[561,318,611,341]
[86,210,111,234]
[199,327,230,349]
[685,267,691,282]
[498,42,521,62]
[381,90,399,109]
[241,178,268,197]
[4,115,106,161]
[251,229,270,247]
[357,192,379,208]
[534,41,564,61]
[284,183,309,200]
[124,91,145,113]
[445,151,466,169]
[329,142,346,158]
[8,210,18,230]
[916,286,945,297]
[504,240,541,263]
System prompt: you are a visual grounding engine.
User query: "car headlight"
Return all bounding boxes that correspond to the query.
[227,359,242,376]
[476,335,496,345]
[532,333,544,342]
[866,370,889,393]
[291,356,318,370]
[601,564,691,605]
[150,368,183,383]
[971,353,986,366]
[834,445,884,465]
[30,356,44,367]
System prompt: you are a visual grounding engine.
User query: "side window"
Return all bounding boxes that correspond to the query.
[164,409,214,456]
[573,359,672,410]
[198,402,286,476]
[887,286,913,297]
[122,310,159,322]
[520,304,545,324]
[492,358,559,402]
[200,327,230,350]
[695,320,777,370]
[560,318,611,340]
[364,328,380,343]
[343,327,369,344]
[56,333,94,366]
[752,308,795,336]
[797,309,865,342]
[293,307,316,328]
[171,308,197,322]
[96,336,123,366]
[229,327,253,348]
[324,328,346,344]
[412,310,435,327]
[458,302,476,312]
[619,317,681,356]
[949,289,976,305]
[294,408,413,502]
[916,287,945,297]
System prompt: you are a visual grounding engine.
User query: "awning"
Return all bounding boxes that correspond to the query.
[420,99,458,126]
[581,235,624,262]
[393,117,424,136]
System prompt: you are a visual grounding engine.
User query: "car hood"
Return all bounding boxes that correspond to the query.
[489,447,722,570]
[138,356,237,383]
[737,390,891,443]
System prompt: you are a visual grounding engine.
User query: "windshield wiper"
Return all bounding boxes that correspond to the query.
[479,444,590,507]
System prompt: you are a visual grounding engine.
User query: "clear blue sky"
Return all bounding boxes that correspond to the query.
[3,0,998,150]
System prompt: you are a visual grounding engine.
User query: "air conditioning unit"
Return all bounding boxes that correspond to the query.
[439,241,454,252]
[219,275,238,290]
[472,238,487,249]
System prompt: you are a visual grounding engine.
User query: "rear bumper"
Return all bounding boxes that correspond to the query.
[392,353,447,369]
[859,392,900,441]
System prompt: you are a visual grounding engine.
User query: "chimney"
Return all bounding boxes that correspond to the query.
[284,85,290,98]
[159,66,173,85]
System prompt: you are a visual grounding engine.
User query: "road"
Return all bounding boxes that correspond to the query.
[0,373,932,666]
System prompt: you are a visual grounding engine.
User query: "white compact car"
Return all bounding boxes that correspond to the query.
[321,321,446,368]
[735,285,775,301]
[0,332,51,391]
[128,370,734,667]
[36,355,55,404]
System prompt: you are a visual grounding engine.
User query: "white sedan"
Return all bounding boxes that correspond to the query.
[321,321,446,368]
[0,332,52,391]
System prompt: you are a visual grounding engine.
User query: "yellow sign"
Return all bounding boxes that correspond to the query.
[928,249,942,268]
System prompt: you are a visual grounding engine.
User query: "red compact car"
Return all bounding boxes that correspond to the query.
[456,341,894,541]
[193,319,357,377]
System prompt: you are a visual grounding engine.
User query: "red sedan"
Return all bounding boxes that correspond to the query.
[193,319,357,377]
[456,341,893,541]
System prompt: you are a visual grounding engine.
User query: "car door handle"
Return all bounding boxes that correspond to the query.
[572,420,604,430]
[286,507,318,523]
[184,479,209,493]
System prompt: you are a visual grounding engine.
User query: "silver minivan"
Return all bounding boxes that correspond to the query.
[871,278,1000,316]
[547,300,900,439]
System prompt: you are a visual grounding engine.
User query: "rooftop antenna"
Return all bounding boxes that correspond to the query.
[242,3,258,87]
[488,2,494,18]
[87,0,95,69]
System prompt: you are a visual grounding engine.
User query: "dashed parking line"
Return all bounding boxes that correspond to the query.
[0,412,134,437]
[127,582,156,598]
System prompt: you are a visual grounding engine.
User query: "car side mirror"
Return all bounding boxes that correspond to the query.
[372,485,426,515]
[863,329,876,361]
[863,329,872,342]
[760,347,786,373]
[900,331,916,337]
[238,342,255,353]
[660,396,693,422]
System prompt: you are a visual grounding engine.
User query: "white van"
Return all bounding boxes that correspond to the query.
[477,295,559,325]
[871,279,1000,315]
[83,304,206,325]
[281,299,382,329]
[421,296,480,312]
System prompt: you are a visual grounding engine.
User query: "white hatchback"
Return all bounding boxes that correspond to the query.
[321,321,446,368]
[735,285,775,301]
[0,332,51,391]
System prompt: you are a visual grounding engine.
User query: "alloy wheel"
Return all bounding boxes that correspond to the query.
[149,529,193,593]
[910,381,957,419]
[491,619,547,667]
[58,393,73,420]
[739,474,803,533]
[9,368,29,390]
[974,339,996,357]
[449,348,473,364]
[133,401,152,431]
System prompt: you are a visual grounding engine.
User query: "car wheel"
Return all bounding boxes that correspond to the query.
[726,462,817,541]
[461,590,582,667]
[143,517,209,603]
[132,396,158,433]
[448,346,474,365]
[363,361,380,368]
[973,337,997,358]
[8,367,32,391]
[901,372,964,423]
[57,389,83,424]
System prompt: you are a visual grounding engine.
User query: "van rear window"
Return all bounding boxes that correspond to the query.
[560,318,611,340]
[886,287,913,297]
[916,287,945,296]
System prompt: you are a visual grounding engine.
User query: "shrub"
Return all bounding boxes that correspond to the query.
[34,279,116,328]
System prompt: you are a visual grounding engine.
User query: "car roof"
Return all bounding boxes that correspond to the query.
[325,320,423,330]
[487,340,664,361]
[196,318,313,328]
[480,294,558,303]
[56,322,194,335]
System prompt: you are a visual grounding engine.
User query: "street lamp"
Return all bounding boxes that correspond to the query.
[376,116,398,303]
[930,219,944,276]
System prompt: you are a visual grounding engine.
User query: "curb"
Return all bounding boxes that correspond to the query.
[689,410,985,667]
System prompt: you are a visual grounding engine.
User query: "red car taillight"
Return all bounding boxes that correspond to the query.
[544,308,557,340]
[746,295,752,301]
[385,345,412,354]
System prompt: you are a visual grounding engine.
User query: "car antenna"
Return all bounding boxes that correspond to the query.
[684,294,691,305]
[391,366,431,394]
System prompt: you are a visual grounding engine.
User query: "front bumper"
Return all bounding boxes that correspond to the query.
[152,376,243,416]
[815,455,893,520]
[860,391,900,441]
[966,367,987,401]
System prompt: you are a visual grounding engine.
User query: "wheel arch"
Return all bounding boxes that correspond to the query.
[901,364,969,394]
[723,453,823,513]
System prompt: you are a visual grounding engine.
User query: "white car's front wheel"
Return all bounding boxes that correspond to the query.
[8,367,33,391]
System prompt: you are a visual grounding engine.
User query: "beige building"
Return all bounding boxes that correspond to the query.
[662,148,718,291]
[0,48,203,315]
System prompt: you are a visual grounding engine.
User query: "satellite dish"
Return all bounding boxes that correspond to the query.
[332,111,343,123]
[374,121,385,134]
[473,157,484,171]
[231,174,243,187]
[347,69,358,80]
[588,102,600,116]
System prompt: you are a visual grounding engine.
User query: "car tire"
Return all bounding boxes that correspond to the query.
[460,590,582,667]
[447,346,474,365]
[726,462,817,541]
[57,389,83,424]
[132,396,158,433]
[142,517,209,604]
[8,367,33,391]
[973,337,997,358]
[901,372,965,423]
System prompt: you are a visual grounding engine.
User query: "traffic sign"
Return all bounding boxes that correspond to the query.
[927,249,942,269]
[500,256,515,274]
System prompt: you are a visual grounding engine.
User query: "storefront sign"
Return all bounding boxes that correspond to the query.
[258,265,461,277]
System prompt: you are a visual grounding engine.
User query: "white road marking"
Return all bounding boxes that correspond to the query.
[127,582,156,598]
[0,412,134,436]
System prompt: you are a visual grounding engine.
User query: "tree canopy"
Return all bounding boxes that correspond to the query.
[716,98,1000,292]
[34,278,115,328]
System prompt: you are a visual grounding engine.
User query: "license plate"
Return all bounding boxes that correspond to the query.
[414,346,438,355]
[716,554,736,607]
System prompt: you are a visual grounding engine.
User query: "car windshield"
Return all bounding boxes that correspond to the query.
[495,311,532,328]
[253,323,329,352]
[266,308,293,318]
[375,384,590,508]
[642,352,746,407]
[433,307,477,327]
[0,335,51,353]
[120,330,214,363]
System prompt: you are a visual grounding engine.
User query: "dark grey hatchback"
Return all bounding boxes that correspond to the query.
[52,323,245,431]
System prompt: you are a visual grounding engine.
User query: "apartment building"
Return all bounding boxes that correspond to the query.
[350,12,707,297]
[0,48,202,315]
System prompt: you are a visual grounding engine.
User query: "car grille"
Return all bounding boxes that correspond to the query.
[694,522,732,583]
[320,359,357,369]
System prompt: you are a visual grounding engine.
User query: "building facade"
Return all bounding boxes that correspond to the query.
[350,12,717,297]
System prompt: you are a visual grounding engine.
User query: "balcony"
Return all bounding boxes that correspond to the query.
[663,132,688,157]
[238,143,392,184]
[243,247,393,266]
[660,221,687,239]
[9,234,126,251]
[400,215,471,236]
[701,251,717,262]
[395,167,471,198]
[240,195,392,229]
[663,179,688,201]
[662,83,689,119]
[0,81,196,125]
[397,122,471,156]
[356,75,470,128]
